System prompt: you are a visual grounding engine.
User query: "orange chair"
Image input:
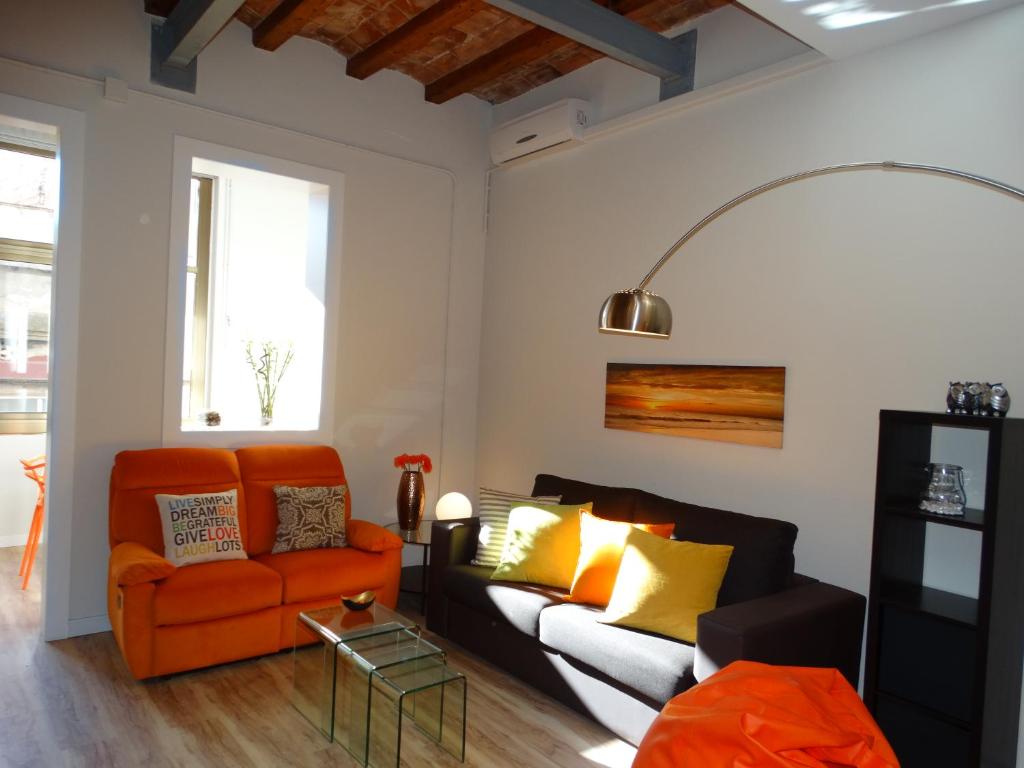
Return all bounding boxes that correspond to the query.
[107,445,403,679]
[18,454,46,590]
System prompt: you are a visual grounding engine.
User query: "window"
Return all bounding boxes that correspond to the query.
[165,139,342,444]
[0,142,56,434]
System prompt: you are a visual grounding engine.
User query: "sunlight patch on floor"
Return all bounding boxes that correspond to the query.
[580,738,637,768]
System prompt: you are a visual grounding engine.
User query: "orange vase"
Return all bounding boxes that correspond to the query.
[396,470,425,530]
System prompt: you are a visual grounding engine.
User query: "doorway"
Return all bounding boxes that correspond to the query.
[0,118,57,619]
[0,91,84,642]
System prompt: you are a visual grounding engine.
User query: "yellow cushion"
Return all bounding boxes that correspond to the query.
[490,502,593,589]
[599,527,733,643]
[569,511,675,606]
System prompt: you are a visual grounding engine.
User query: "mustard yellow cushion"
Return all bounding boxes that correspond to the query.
[599,527,733,643]
[490,502,593,589]
[569,511,675,607]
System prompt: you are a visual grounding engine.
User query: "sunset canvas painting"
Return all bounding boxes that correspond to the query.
[605,364,786,448]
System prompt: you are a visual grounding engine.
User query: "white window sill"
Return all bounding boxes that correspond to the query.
[181,422,318,432]
[165,422,331,448]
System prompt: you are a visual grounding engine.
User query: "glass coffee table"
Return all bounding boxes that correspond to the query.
[292,602,466,766]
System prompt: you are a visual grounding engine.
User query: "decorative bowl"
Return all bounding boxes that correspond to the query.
[341,590,376,611]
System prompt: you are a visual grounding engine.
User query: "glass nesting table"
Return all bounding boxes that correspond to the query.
[292,602,466,766]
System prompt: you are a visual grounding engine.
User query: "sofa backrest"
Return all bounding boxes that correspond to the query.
[532,474,797,607]
[236,444,350,556]
[109,448,243,554]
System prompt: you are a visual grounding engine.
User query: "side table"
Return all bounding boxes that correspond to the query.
[385,522,431,615]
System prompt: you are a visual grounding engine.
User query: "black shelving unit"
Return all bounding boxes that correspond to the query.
[865,410,1024,768]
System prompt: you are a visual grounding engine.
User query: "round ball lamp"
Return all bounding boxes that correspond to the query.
[435,491,472,521]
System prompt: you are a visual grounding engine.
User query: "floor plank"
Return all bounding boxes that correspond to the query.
[0,547,635,767]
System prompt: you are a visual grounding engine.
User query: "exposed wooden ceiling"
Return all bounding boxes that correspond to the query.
[146,0,730,104]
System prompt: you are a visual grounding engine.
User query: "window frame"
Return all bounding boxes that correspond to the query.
[0,140,56,435]
[162,137,344,447]
[182,174,213,421]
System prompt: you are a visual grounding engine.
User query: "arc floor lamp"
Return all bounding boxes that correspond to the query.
[598,161,1024,338]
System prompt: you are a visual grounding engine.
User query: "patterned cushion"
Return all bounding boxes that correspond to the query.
[472,487,561,567]
[272,485,348,554]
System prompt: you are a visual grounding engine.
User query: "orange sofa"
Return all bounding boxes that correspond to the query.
[107,444,402,679]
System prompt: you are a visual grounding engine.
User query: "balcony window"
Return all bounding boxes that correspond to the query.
[0,142,56,434]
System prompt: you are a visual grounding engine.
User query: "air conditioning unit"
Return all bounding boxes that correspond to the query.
[490,99,593,166]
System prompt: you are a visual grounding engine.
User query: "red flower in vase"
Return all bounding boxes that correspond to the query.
[393,453,433,473]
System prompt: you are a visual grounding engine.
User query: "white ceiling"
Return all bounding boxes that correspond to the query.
[739,0,1023,58]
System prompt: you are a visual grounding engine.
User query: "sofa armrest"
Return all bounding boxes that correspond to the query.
[109,541,177,586]
[347,519,403,552]
[790,572,818,588]
[108,544,164,679]
[695,581,866,687]
[426,517,480,634]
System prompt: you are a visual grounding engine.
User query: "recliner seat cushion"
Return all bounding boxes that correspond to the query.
[443,564,566,637]
[539,603,696,704]
[256,547,392,604]
[153,559,282,626]
[532,474,797,605]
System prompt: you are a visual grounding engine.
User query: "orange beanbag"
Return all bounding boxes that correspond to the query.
[632,661,899,768]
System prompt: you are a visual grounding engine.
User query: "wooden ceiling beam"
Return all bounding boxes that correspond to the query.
[425,0,662,104]
[426,26,564,104]
[609,0,667,14]
[346,0,484,81]
[253,0,338,52]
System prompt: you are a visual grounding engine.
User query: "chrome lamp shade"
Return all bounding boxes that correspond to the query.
[599,289,672,338]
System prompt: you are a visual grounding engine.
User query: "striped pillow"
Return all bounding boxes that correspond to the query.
[472,488,561,567]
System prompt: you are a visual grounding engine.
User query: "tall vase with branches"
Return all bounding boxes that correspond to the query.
[245,340,295,426]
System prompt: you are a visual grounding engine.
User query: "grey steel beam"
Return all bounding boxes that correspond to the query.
[485,0,692,80]
[660,30,697,100]
[151,0,245,92]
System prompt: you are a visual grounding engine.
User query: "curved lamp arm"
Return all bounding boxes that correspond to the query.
[600,161,1024,338]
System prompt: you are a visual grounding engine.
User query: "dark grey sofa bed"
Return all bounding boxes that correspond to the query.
[426,474,866,745]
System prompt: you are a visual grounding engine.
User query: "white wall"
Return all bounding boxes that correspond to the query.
[0,0,490,629]
[0,433,46,546]
[478,4,1024,604]
[493,5,809,126]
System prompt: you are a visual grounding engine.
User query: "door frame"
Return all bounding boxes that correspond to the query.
[0,92,85,641]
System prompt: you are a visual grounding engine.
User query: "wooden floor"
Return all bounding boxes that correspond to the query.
[0,547,636,768]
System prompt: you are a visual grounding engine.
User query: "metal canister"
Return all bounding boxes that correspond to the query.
[990,384,1011,417]
[967,382,987,415]
[947,382,967,414]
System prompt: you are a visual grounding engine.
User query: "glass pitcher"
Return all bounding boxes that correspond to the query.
[919,463,967,516]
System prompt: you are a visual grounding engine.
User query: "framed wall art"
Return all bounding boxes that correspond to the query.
[605,363,786,448]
